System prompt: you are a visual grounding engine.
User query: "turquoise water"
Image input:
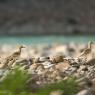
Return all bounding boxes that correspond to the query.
[0,35,95,45]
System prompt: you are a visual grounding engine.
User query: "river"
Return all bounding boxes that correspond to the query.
[0,35,95,45]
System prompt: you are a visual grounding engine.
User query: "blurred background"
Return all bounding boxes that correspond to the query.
[0,0,95,44]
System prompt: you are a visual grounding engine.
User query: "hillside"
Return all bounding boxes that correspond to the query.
[0,0,95,35]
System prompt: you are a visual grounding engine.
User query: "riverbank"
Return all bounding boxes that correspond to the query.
[0,42,95,95]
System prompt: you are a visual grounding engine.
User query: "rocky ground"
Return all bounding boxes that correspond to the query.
[0,42,95,95]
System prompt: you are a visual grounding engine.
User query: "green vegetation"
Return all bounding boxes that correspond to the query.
[0,67,79,95]
[0,67,31,95]
[37,77,78,95]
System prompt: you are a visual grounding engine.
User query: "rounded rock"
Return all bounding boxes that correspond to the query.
[39,57,50,62]
[77,89,94,95]
[51,55,65,63]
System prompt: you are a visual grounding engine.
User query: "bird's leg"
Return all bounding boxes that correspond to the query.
[7,59,17,70]
[8,59,16,67]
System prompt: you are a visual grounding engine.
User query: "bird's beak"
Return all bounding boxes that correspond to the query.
[22,46,26,48]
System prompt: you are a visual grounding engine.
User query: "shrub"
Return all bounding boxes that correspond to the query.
[0,67,78,95]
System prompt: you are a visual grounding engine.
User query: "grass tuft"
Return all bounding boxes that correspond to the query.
[0,67,79,95]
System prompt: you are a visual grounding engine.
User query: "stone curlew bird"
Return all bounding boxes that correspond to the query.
[1,45,25,69]
[7,45,25,60]
[78,41,94,57]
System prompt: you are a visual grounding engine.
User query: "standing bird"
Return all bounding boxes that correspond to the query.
[1,45,25,68]
[78,41,94,57]
[6,45,25,61]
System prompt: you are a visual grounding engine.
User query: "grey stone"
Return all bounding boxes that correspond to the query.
[39,57,50,62]
[13,59,29,66]
[77,89,94,95]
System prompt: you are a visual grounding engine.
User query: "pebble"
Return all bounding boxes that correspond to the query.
[55,62,70,72]
[51,55,65,63]
[20,65,30,70]
[12,59,29,67]
[64,66,78,76]
[86,58,95,65]
[28,64,38,74]
[39,56,50,62]
[77,89,94,95]
[78,65,88,72]
[41,61,54,69]
[32,57,41,63]
[0,64,5,69]
[50,90,63,95]
[0,69,5,77]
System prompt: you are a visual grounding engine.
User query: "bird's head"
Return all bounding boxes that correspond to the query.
[89,41,94,44]
[18,45,26,50]
[20,45,25,48]
[88,41,94,48]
